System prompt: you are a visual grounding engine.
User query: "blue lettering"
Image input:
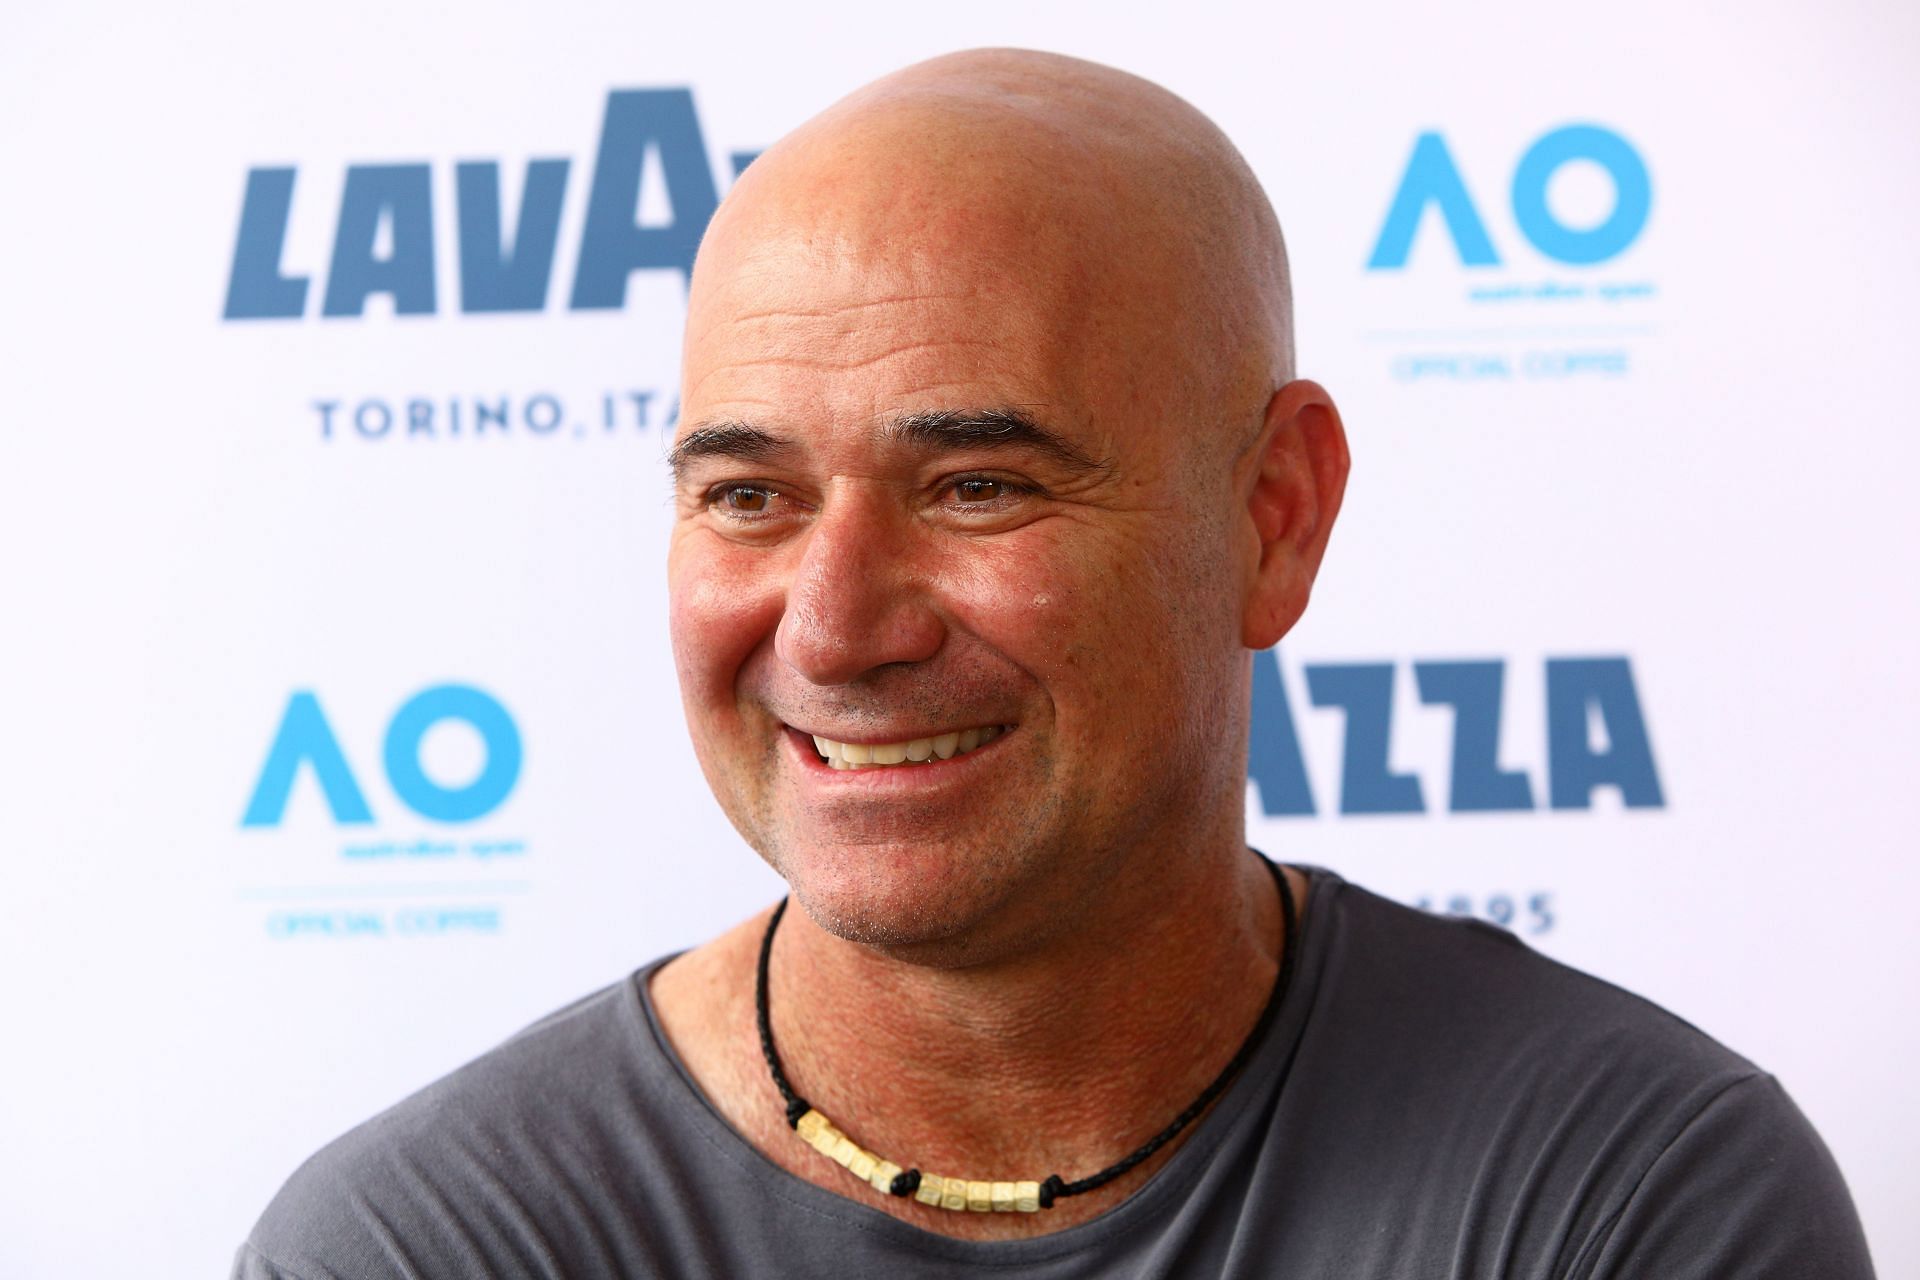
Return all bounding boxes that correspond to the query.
[224,168,309,319]
[455,158,570,313]
[241,691,374,827]
[1305,664,1424,814]
[570,89,719,307]
[1545,658,1664,808]
[1367,132,1499,270]
[267,910,385,938]
[524,393,562,434]
[394,906,501,935]
[354,399,392,438]
[1247,649,1315,816]
[382,685,522,823]
[1414,661,1534,811]
[322,164,437,317]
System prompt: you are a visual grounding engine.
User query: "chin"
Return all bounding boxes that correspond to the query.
[773,835,1032,957]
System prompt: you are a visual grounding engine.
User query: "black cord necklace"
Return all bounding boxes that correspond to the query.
[755,854,1299,1216]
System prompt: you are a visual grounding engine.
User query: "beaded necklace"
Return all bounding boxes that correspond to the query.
[755,855,1298,1216]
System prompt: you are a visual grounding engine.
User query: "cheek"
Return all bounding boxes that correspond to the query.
[667,537,785,719]
[934,542,1076,660]
[935,530,1175,703]
[984,520,1235,744]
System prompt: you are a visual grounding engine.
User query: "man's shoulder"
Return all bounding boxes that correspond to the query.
[324,971,651,1151]
[1319,872,1760,1089]
[1289,876,1874,1276]
[239,971,664,1279]
[1300,872,1777,1171]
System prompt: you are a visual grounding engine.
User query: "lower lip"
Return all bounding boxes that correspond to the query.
[783,726,1010,787]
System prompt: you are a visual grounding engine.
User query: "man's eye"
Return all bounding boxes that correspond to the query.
[953,478,1002,503]
[950,477,1025,504]
[713,485,778,514]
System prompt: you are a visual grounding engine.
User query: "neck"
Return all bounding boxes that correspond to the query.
[756,841,1294,1236]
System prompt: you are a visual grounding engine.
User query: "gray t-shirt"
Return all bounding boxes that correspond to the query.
[234,869,1874,1278]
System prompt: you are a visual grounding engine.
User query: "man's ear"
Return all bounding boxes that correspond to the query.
[1239,379,1351,650]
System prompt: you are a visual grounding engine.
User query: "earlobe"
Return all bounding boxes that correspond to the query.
[1239,380,1351,650]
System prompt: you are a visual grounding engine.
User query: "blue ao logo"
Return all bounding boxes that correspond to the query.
[242,684,522,827]
[1367,124,1653,272]
[1361,124,1657,382]
[1248,651,1664,816]
[223,88,751,320]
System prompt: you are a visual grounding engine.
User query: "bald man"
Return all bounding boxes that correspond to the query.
[236,51,1873,1279]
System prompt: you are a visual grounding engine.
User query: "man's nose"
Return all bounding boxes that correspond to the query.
[774,499,945,686]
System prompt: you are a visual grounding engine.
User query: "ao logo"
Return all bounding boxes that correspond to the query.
[241,685,522,827]
[1367,125,1651,269]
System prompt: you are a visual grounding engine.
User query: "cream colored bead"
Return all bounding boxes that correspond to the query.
[795,1109,828,1142]
[870,1159,903,1194]
[967,1180,992,1213]
[941,1178,969,1212]
[990,1181,1016,1212]
[830,1135,859,1168]
[915,1173,945,1206]
[848,1149,878,1181]
[805,1123,842,1158]
[1014,1180,1041,1213]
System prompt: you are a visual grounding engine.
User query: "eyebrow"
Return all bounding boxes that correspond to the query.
[666,420,785,478]
[886,408,1112,477]
[667,407,1111,480]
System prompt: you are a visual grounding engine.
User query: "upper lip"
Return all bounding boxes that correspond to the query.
[785,722,1006,743]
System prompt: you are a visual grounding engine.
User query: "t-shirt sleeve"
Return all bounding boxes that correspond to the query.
[231,1240,328,1280]
[227,1128,449,1280]
[1573,1074,1875,1279]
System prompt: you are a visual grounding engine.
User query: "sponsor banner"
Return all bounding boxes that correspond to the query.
[2,5,1913,1278]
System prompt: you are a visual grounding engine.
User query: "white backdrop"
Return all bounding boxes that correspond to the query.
[3,1,1915,1275]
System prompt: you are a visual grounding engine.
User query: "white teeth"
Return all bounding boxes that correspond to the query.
[809,727,1003,769]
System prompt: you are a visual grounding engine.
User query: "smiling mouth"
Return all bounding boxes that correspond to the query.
[805,726,1007,770]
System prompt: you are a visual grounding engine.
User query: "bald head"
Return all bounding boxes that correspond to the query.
[685,49,1294,445]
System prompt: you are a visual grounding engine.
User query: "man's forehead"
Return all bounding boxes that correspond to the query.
[684,108,1126,369]
[689,207,1081,334]
[680,224,1104,426]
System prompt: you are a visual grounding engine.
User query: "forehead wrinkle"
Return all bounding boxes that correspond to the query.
[698,339,1004,378]
[682,336,1010,411]
[685,286,980,356]
[721,292,978,324]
